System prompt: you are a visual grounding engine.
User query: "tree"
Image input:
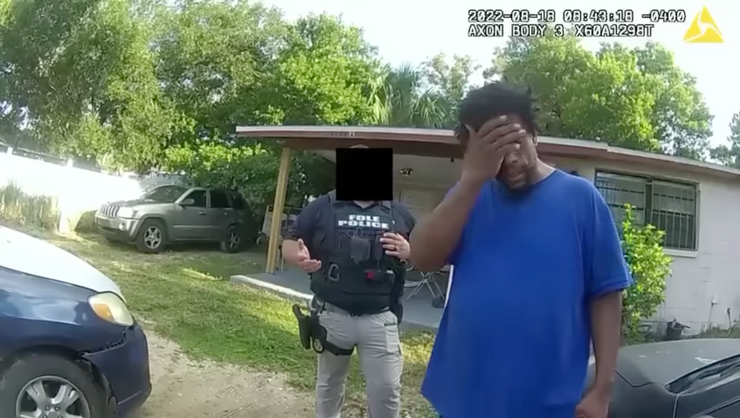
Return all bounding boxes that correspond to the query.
[366,54,477,129]
[366,63,445,128]
[153,0,289,143]
[633,43,713,159]
[0,0,108,152]
[421,53,479,128]
[486,34,713,158]
[155,4,384,136]
[0,0,181,171]
[156,6,381,208]
[710,112,740,168]
[275,13,384,126]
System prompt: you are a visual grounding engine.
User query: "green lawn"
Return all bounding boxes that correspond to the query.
[23,229,437,417]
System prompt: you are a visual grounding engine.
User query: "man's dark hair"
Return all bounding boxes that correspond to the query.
[455,81,539,143]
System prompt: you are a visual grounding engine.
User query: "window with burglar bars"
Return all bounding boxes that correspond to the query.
[594,171,698,251]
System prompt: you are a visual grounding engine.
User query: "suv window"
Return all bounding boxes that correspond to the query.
[210,190,231,208]
[145,185,188,203]
[184,190,207,207]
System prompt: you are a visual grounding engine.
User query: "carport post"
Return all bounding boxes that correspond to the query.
[266,146,291,274]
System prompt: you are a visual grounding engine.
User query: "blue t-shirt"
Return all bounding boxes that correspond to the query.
[422,170,633,418]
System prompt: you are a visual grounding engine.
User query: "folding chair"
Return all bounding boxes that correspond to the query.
[405,266,445,301]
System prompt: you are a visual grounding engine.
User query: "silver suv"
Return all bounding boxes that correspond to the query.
[95,185,259,253]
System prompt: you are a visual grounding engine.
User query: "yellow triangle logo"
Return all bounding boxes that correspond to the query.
[683,7,724,43]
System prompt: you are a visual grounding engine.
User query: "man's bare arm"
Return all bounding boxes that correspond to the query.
[590,292,623,396]
[409,181,482,272]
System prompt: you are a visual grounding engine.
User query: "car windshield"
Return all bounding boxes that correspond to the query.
[143,185,187,203]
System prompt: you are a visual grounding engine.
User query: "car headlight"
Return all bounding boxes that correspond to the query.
[89,292,134,327]
[117,207,136,218]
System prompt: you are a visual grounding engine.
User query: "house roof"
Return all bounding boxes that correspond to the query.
[235,125,740,181]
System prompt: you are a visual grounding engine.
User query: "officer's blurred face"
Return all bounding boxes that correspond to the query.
[496,114,538,191]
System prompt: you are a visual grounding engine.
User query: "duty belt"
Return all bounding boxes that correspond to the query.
[312,297,390,317]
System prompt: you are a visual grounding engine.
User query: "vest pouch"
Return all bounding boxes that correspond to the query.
[349,235,371,264]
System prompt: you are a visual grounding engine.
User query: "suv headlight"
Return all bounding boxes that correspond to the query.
[89,292,134,327]
[117,207,136,218]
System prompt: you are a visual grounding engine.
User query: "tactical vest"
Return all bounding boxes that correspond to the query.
[310,191,407,315]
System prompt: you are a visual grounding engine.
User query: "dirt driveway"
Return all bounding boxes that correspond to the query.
[140,331,313,418]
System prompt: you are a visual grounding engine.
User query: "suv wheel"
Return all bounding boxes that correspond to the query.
[136,220,167,253]
[220,225,242,253]
[0,353,109,418]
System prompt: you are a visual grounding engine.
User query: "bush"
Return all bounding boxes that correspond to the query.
[74,210,98,234]
[620,204,672,342]
[0,182,59,230]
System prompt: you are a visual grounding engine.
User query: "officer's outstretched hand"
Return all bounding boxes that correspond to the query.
[296,239,322,273]
[381,233,411,260]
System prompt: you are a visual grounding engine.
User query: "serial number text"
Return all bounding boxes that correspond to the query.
[572,23,654,37]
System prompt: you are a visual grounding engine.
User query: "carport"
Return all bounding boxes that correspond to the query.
[233,126,474,330]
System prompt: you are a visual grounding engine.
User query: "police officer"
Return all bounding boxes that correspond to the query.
[282,184,415,418]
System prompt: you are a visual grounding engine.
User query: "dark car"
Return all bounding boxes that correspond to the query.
[95,185,259,253]
[586,338,740,418]
[0,225,150,418]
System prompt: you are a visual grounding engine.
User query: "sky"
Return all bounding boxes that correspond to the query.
[260,0,737,148]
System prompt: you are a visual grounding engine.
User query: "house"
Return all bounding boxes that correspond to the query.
[237,125,740,332]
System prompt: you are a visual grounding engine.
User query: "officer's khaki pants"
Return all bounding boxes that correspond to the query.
[314,303,403,418]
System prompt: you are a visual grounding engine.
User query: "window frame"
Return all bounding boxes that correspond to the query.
[594,170,698,251]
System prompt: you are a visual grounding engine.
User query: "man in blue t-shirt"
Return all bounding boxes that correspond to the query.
[409,82,633,418]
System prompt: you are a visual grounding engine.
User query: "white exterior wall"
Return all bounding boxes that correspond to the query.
[0,151,182,233]
[394,156,740,333]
